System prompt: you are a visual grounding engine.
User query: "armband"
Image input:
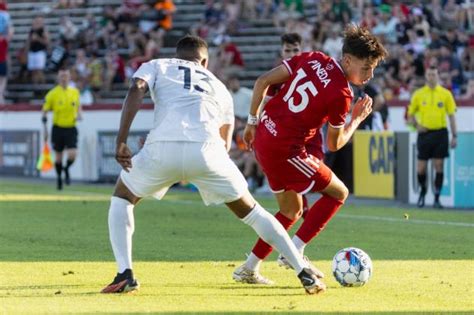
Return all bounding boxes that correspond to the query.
[247,114,258,126]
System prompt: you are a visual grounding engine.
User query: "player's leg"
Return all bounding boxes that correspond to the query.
[63,128,78,185]
[238,191,302,282]
[51,126,65,190]
[292,170,348,256]
[225,192,325,294]
[102,142,176,293]
[432,158,444,208]
[417,159,428,207]
[192,142,324,293]
[101,178,142,294]
[432,129,449,208]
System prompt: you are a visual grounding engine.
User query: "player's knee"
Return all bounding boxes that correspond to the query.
[280,208,301,221]
[336,185,349,203]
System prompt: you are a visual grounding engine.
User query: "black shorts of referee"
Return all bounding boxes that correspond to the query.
[417,128,449,160]
[51,125,78,152]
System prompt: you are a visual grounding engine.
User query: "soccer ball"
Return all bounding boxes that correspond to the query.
[332,247,372,287]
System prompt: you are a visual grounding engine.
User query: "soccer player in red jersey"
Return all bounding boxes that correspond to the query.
[233,25,388,285]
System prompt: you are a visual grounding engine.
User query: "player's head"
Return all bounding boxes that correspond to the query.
[176,35,209,68]
[341,24,388,85]
[57,68,70,87]
[425,66,439,87]
[281,33,302,59]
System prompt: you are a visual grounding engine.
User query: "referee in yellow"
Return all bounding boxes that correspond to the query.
[42,68,82,190]
[407,66,457,208]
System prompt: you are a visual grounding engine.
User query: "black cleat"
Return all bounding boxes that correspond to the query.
[101,269,140,294]
[298,268,326,294]
[433,200,444,209]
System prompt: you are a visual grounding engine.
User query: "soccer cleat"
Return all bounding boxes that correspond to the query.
[298,267,326,294]
[433,200,444,209]
[232,264,274,285]
[277,254,325,279]
[101,269,140,293]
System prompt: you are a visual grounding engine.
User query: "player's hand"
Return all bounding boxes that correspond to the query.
[450,137,457,149]
[115,142,132,172]
[243,124,257,151]
[351,95,373,122]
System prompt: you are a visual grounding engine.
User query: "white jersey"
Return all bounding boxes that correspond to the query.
[133,58,234,144]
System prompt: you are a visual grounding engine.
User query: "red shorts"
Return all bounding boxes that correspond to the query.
[255,148,332,194]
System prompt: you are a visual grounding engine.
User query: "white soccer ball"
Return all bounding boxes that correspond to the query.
[332,247,372,287]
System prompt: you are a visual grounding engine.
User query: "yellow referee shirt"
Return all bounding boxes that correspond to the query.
[408,84,456,130]
[42,85,81,128]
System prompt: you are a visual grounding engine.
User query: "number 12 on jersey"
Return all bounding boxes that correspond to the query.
[283,68,318,113]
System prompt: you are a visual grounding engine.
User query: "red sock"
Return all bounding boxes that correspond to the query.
[301,194,309,219]
[252,211,297,259]
[295,195,343,243]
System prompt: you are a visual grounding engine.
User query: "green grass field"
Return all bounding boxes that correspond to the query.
[0,178,473,314]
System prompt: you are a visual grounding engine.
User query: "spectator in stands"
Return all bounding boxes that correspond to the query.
[438,42,464,95]
[154,0,176,48]
[104,49,126,92]
[459,78,474,100]
[88,52,104,101]
[372,4,399,44]
[210,34,244,81]
[407,66,457,209]
[274,0,304,29]
[0,0,13,104]
[42,69,82,190]
[27,16,50,84]
[59,16,78,51]
[72,49,90,89]
[322,26,343,59]
[227,74,252,121]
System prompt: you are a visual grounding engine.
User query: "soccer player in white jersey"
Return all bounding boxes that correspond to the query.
[100,35,325,295]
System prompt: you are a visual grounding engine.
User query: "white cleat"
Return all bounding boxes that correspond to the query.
[232,264,274,285]
[277,254,325,279]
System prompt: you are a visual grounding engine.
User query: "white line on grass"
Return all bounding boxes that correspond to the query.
[158,198,474,228]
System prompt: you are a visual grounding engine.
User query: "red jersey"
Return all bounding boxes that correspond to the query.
[255,51,352,157]
[253,52,352,193]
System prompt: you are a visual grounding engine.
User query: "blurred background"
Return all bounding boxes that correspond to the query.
[0,0,473,208]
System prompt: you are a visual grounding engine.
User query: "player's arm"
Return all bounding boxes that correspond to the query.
[115,78,148,171]
[326,95,373,152]
[219,123,234,152]
[243,65,290,150]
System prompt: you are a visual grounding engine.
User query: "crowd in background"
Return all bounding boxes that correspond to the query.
[1,0,472,190]
[2,0,472,105]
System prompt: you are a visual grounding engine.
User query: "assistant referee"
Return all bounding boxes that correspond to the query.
[42,68,82,190]
[407,66,457,208]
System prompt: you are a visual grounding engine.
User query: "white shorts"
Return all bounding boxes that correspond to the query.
[120,141,249,205]
[27,50,47,71]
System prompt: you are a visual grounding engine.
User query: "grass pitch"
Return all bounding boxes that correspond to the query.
[0,178,473,313]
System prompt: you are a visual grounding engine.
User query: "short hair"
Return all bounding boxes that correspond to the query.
[281,33,302,46]
[176,35,208,61]
[342,24,388,64]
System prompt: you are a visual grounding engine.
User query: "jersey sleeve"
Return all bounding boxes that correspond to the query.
[328,90,352,128]
[445,90,457,115]
[132,61,158,90]
[42,91,53,111]
[281,54,306,75]
[407,91,419,116]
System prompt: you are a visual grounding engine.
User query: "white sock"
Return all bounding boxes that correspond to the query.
[241,203,308,274]
[292,235,307,255]
[245,252,262,272]
[108,196,135,273]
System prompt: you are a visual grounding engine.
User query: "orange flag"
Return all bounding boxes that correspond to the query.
[36,142,54,172]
